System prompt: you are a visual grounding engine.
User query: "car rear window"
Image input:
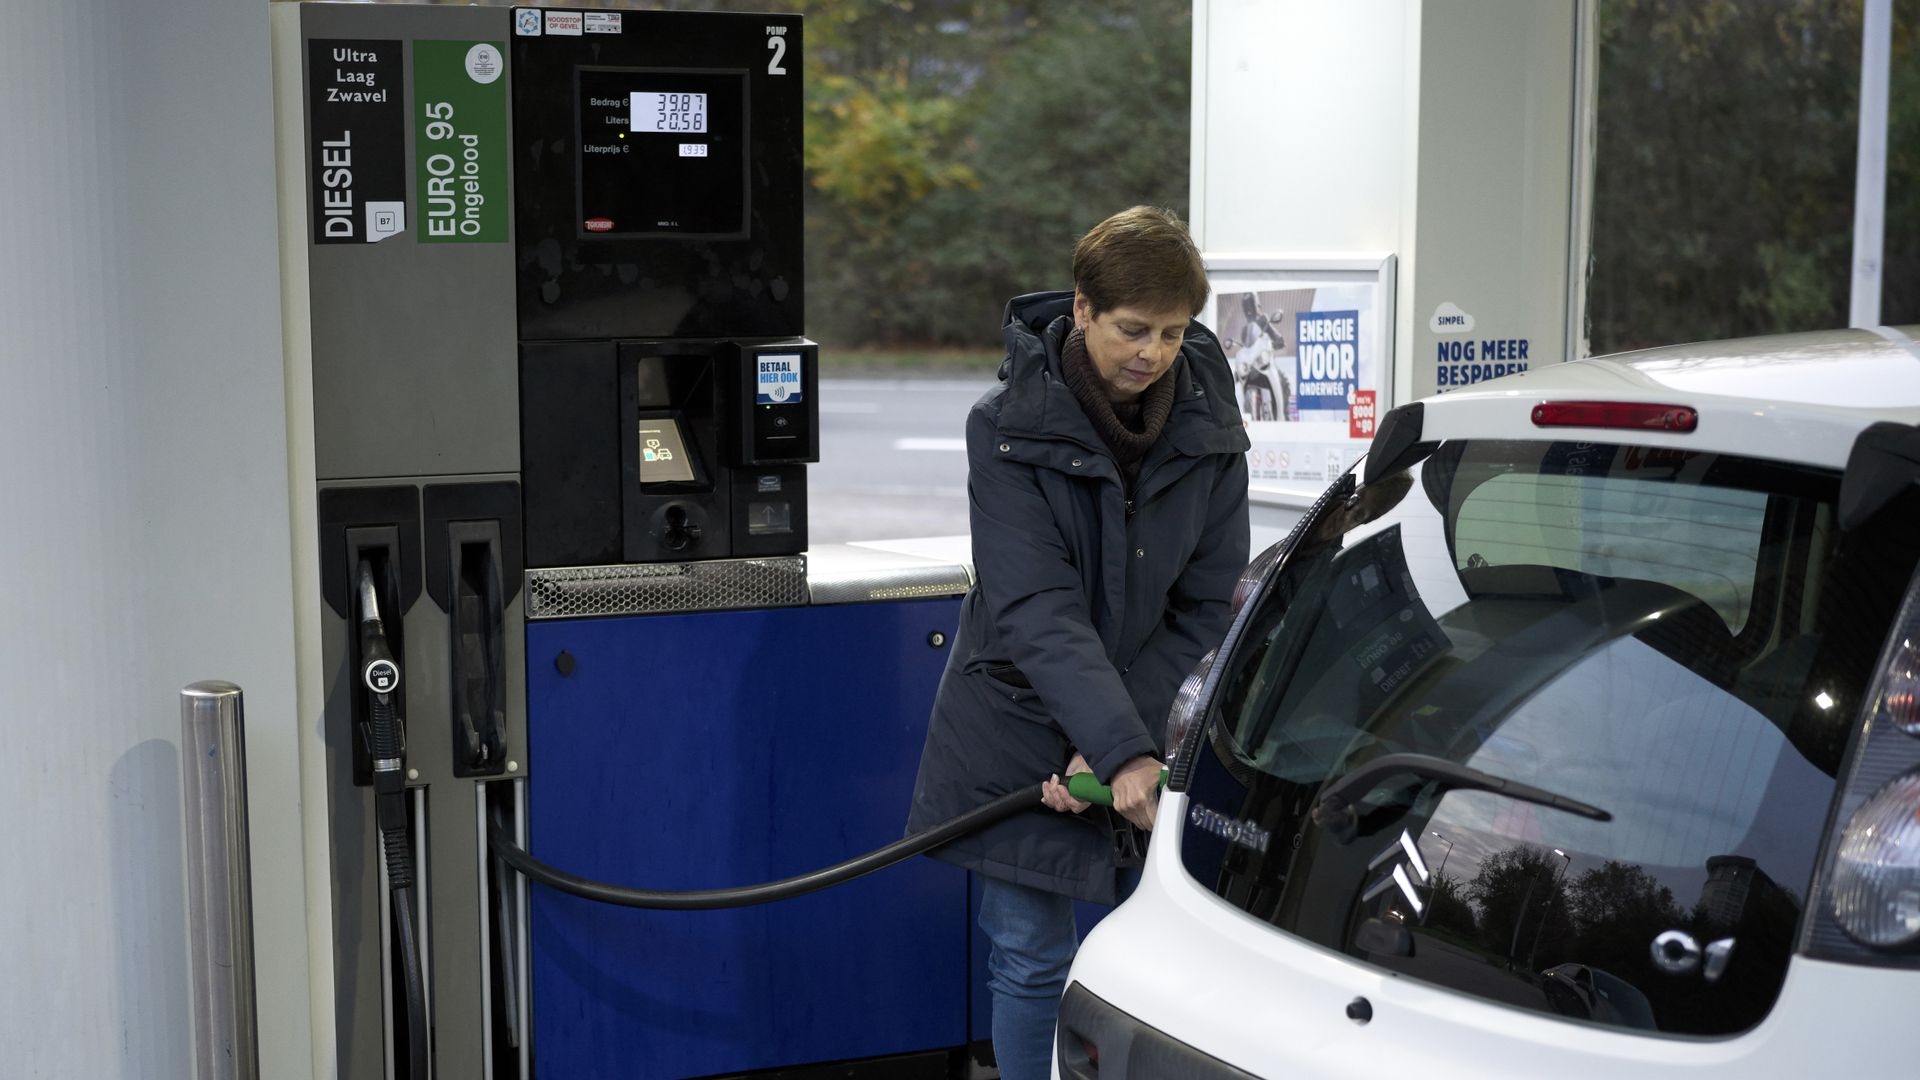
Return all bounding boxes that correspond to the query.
[1178,439,1920,1037]
[1451,463,1768,632]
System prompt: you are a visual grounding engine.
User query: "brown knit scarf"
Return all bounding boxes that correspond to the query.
[1061,327,1177,492]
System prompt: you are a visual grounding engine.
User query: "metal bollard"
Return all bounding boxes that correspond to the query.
[181,681,260,1080]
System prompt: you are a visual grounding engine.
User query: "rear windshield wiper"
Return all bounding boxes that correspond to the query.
[1310,752,1611,844]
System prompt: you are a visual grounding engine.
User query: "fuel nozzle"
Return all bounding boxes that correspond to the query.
[356,558,412,889]
[357,560,402,699]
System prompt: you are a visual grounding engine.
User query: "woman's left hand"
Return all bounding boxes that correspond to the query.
[1041,753,1094,813]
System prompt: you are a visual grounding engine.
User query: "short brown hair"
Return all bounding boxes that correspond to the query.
[1072,206,1209,318]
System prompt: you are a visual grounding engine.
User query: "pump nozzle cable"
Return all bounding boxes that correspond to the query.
[389,883,428,1078]
[356,558,425,1078]
[488,783,1045,911]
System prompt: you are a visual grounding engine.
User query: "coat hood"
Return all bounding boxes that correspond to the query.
[995,289,1250,461]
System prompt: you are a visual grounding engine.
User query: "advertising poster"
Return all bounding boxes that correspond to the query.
[1203,256,1394,492]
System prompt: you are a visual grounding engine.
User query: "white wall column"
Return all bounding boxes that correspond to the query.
[1192,0,1590,406]
[1850,0,1893,328]
[0,1,311,1076]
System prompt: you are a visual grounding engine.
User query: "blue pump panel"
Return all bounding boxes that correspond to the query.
[528,599,968,1078]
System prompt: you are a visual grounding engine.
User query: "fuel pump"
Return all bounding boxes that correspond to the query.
[282,2,534,1072]
[276,6,978,1077]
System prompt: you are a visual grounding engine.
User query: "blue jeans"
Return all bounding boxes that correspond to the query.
[978,878,1078,1080]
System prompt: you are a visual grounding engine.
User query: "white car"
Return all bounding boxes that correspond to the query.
[1059,327,1920,1078]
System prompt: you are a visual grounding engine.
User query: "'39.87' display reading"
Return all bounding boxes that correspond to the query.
[630,92,708,135]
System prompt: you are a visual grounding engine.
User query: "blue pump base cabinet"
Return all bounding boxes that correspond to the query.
[526,598,973,1078]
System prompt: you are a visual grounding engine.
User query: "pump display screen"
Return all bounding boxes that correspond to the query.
[638,417,696,484]
[578,68,746,237]
[630,92,708,134]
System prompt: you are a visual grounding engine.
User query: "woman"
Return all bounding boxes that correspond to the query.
[907,206,1251,1079]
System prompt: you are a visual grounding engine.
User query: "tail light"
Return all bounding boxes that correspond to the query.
[1530,401,1698,432]
[1830,771,1920,947]
[1169,480,1348,791]
[1167,541,1285,770]
[1810,572,1920,959]
[1231,540,1285,612]
[1163,649,1215,767]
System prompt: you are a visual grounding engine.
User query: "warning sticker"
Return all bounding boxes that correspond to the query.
[756,353,804,404]
[308,39,407,244]
[544,11,583,36]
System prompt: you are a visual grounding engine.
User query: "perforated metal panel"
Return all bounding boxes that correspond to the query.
[808,564,971,605]
[524,557,808,619]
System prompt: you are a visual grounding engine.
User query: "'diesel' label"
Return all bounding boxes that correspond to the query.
[309,39,407,245]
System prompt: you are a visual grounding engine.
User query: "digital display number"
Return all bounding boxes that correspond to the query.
[630,92,708,134]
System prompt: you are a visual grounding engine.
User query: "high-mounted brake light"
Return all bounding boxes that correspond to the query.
[1531,401,1699,432]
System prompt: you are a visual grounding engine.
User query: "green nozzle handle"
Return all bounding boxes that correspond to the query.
[1065,768,1169,807]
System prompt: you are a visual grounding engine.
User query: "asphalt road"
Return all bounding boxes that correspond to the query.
[809,375,1299,551]
[812,377,995,544]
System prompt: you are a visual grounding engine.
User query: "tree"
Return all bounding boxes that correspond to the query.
[1465,844,1577,970]
[1422,872,1479,939]
[1589,0,1919,352]
[890,0,1194,345]
[765,0,1193,347]
[1562,859,1682,962]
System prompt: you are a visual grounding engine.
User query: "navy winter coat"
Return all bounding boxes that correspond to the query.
[906,291,1252,903]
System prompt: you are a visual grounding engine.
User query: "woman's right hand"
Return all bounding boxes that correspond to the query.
[1110,755,1164,831]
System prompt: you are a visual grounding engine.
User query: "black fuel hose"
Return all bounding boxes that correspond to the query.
[488,783,1045,910]
[391,885,428,1078]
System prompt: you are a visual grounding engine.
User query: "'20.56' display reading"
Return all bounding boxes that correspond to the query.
[630,92,707,134]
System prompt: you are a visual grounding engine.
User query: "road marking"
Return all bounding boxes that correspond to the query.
[811,484,967,497]
[893,437,968,452]
[825,379,996,392]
